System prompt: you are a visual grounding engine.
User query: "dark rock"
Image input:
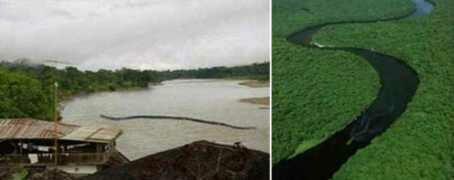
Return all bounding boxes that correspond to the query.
[82,141,269,180]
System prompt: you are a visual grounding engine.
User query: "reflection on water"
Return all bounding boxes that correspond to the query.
[62,79,269,160]
[411,0,434,17]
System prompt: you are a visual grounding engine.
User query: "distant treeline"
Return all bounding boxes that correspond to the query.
[0,61,269,120]
[159,62,270,81]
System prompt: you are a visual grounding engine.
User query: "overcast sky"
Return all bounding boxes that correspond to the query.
[0,0,269,70]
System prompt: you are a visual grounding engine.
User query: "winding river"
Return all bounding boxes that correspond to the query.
[273,0,434,179]
[62,79,269,160]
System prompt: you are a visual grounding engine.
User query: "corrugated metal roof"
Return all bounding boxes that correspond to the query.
[88,128,122,141]
[0,119,121,143]
[62,126,98,140]
[62,127,122,143]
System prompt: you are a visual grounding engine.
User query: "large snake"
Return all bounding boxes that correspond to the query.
[100,114,256,130]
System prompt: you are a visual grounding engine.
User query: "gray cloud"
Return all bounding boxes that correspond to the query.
[0,0,269,70]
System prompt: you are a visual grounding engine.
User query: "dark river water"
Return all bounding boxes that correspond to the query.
[273,0,434,179]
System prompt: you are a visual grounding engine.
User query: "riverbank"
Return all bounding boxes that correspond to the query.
[59,83,160,108]
[61,78,268,113]
[237,80,269,108]
[238,80,270,88]
[239,97,270,106]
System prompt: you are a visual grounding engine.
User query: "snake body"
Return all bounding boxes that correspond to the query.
[100,114,256,130]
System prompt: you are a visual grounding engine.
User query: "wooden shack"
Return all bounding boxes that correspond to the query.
[0,118,124,174]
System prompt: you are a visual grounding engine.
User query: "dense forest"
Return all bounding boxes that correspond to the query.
[159,62,269,80]
[1,61,161,96]
[273,0,454,179]
[0,61,269,121]
[0,69,53,120]
[312,0,454,179]
[272,0,409,165]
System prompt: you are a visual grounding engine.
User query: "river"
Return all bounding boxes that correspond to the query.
[62,79,270,160]
[273,0,433,179]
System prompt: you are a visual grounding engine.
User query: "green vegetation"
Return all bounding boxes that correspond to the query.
[274,0,454,178]
[312,0,454,179]
[0,61,268,121]
[11,168,28,180]
[1,61,268,97]
[273,0,413,37]
[272,0,414,164]
[0,69,53,120]
[0,167,28,180]
[272,41,379,163]
[159,62,269,81]
[1,62,162,98]
[289,139,319,158]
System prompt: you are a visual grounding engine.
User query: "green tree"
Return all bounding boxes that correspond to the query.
[0,69,53,120]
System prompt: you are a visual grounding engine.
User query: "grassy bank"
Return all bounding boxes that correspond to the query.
[272,0,414,164]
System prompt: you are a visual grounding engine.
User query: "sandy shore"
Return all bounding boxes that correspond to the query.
[239,97,270,106]
[238,80,269,88]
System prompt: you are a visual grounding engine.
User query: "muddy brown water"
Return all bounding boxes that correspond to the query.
[62,79,269,160]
